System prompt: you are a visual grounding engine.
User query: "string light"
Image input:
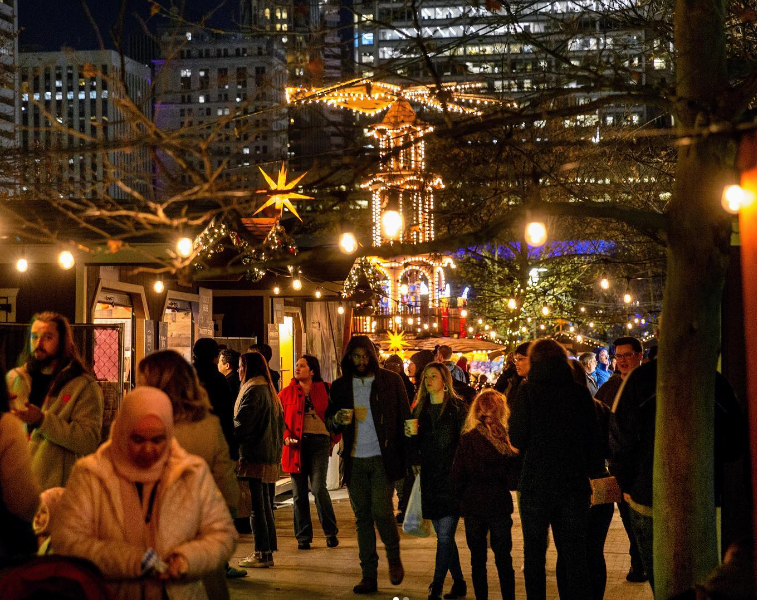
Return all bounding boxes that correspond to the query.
[600,278,610,290]
[153,280,165,293]
[177,237,193,257]
[626,322,633,330]
[541,305,550,316]
[337,304,345,315]
[381,210,403,240]
[467,326,474,333]
[273,286,280,295]
[394,316,403,324]
[623,293,632,304]
[525,221,547,247]
[722,184,755,213]
[16,258,28,272]
[339,232,357,254]
[484,324,490,331]
[292,278,302,291]
[507,298,517,310]
[461,309,468,318]
[477,318,483,325]
[58,251,74,270]
[315,290,322,298]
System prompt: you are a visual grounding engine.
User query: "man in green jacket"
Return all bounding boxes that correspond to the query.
[7,312,103,490]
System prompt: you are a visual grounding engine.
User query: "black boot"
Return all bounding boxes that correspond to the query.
[428,582,443,600]
[444,579,467,599]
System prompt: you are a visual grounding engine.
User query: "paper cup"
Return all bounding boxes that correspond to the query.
[340,408,354,424]
[405,418,419,435]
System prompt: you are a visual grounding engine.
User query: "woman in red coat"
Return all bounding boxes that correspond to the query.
[280,355,340,550]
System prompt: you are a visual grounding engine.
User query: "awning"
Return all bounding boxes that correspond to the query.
[375,334,505,354]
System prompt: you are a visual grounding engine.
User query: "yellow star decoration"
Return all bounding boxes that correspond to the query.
[386,329,409,357]
[253,162,313,222]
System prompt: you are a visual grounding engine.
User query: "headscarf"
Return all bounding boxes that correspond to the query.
[34,487,65,536]
[109,387,174,483]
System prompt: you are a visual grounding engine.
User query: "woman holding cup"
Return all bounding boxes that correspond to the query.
[406,362,468,600]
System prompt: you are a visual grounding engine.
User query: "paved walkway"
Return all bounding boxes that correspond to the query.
[229,489,654,600]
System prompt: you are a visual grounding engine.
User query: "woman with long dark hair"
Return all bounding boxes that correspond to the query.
[407,362,468,600]
[452,389,519,600]
[280,355,340,550]
[234,351,284,569]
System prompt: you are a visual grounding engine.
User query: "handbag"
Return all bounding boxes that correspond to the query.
[590,475,622,506]
[402,476,433,538]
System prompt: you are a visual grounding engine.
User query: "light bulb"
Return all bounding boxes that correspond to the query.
[569,326,575,332]
[722,184,755,214]
[399,284,409,295]
[507,298,517,310]
[423,323,429,330]
[525,221,547,247]
[153,280,165,293]
[292,278,302,290]
[16,258,28,272]
[177,237,193,257]
[600,278,610,290]
[580,306,586,313]
[337,305,345,315]
[315,290,322,298]
[467,326,473,333]
[273,286,280,295]
[407,317,414,325]
[541,305,550,316]
[394,316,402,324]
[58,251,75,270]
[460,309,468,318]
[477,318,483,325]
[432,322,438,328]
[624,293,632,304]
[339,233,357,254]
[589,321,595,328]
[626,322,633,330]
[484,324,490,331]
[381,210,403,240]
[576,334,583,342]
[540,324,546,330]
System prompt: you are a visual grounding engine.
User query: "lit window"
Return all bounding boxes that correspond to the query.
[361,33,374,46]
[186,32,192,41]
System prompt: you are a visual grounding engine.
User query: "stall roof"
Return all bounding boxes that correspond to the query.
[375,334,505,354]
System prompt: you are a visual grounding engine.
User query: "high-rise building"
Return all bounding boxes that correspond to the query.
[153,29,288,193]
[0,0,17,146]
[18,50,152,199]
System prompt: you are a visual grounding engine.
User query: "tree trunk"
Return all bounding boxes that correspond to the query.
[656,0,732,595]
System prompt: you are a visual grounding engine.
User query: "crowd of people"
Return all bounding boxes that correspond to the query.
[0,311,749,600]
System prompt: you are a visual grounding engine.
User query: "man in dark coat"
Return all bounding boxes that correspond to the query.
[193,338,234,457]
[326,336,410,594]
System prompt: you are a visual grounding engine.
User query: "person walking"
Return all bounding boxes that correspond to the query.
[193,338,235,462]
[137,350,244,586]
[52,387,237,600]
[235,351,284,569]
[452,389,519,600]
[509,338,602,600]
[7,311,103,490]
[407,362,468,600]
[326,336,410,595]
[280,355,340,550]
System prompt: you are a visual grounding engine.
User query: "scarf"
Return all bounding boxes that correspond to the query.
[109,387,174,483]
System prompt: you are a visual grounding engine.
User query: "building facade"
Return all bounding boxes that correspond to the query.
[0,0,17,146]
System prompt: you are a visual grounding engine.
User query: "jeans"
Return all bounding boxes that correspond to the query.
[431,515,464,588]
[464,514,515,600]
[291,434,338,542]
[556,502,614,600]
[347,456,401,579]
[629,506,654,592]
[618,498,645,573]
[248,478,277,553]
[520,491,591,600]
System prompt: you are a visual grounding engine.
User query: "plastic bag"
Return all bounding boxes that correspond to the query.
[402,476,432,537]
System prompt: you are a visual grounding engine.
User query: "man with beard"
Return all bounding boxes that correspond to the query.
[7,312,103,490]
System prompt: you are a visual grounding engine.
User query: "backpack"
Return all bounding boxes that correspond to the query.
[0,555,112,600]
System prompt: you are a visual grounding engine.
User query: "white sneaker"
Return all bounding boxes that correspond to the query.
[238,552,272,568]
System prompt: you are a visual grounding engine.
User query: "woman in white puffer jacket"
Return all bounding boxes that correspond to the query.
[52,386,237,600]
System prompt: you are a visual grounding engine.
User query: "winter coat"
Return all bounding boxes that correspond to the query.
[52,439,237,600]
[174,415,239,513]
[7,363,103,490]
[594,363,612,387]
[279,379,340,474]
[234,383,284,468]
[509,358,602,499]
[194,363,235,460]
[325,368,411,484]
[610,360,745,508]
[451,427,518,518]
[410,397,467,520]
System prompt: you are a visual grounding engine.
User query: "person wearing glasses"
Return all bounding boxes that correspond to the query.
[594,336,647,584]
[504,342,531,411]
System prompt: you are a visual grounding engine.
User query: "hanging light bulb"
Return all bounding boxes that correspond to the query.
[399,284,409,295]
[541,304,550,316]
[381,210,403,240]
[484,324,490,331]
[576,334,583,343]
[394,315,402,324]
[525,221,547,247]
[339,233,357,254]
[273,286,280,295]
[477,318,483,325]
[407,317,414,325]
[16,258,28,272]
[721,184,755,214]
[292,278,302,291]
[176,237,193,257]
[467,326,474,333]
[580,306,586,313]
[600,278,610,290]
[623,293,632,304]
[589,321,595,328]
[315,290,322,298]
[626,322,633,330]
[337,304,345,315]
[526,317,532,323]
[569,326,575,332]
[539,324,546,330]
[460,309,468,318]
[507,298,517,310]
[153,280,165,293]
[58,251,75,270]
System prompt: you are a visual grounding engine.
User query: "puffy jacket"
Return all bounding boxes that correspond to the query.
[52,439,237,600]
[279,379,340,474]
[7,364,103,490]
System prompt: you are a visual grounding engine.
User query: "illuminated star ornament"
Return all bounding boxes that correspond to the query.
[253,162,313,222]
[386,329,409,356]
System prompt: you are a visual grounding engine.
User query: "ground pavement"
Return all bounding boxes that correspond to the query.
[228,489,654,600]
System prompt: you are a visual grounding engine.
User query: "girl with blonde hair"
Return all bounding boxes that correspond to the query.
[452,389,519,600]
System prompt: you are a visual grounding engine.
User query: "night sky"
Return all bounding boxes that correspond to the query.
[19,0,238,52]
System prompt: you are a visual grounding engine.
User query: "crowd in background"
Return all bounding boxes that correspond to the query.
[0,312,750,600]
